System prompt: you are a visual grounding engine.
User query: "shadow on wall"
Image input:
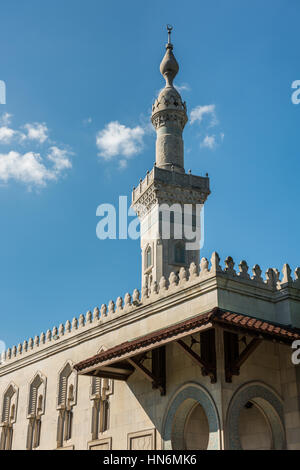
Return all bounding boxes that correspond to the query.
[126,349,221,451]
[125,349,286,451]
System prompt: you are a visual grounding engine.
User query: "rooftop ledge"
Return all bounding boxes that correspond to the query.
[1,251,300,369]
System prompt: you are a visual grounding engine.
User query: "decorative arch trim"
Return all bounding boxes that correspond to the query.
[57,360,77,409]
[226,381,285,450]
[27,371,47,417]
[144,243,153,271]
[162,382,221,450]
[1,382,18,425]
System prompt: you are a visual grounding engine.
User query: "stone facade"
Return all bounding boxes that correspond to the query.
[1,254,300,449]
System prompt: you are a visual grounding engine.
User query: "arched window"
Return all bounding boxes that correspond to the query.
[145,246,152,269]
[174,242,185,264]
[56,361,77,448]
[90,347,114,442]
[0,383,18,450]
[90,377,113,440]
[26,372,46,450]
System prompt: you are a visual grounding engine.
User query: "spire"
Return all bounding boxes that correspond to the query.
[160,25,179,87]
[151,25,188,173]
[167,24,172,45]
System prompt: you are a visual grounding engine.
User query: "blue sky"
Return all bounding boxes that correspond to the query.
[0,0,299,349]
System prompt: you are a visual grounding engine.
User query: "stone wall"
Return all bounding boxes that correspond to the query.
[0,252,300,450]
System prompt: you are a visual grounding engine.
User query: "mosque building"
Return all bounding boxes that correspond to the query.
[1,28,300,451]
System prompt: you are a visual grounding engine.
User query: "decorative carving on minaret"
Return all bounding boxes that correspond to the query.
[151,26,188,173]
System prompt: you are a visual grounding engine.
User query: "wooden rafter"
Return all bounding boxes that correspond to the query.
[127,358,157,383]
[91,362,134,381]
[127,346,166,395]
[176,336,217,383]
[235,338,262,369]
[224,331,262,382]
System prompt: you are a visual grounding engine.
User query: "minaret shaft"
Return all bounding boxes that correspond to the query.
[153,110,185,172]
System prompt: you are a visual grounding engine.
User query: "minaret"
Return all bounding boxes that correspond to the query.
[132,26,210,291]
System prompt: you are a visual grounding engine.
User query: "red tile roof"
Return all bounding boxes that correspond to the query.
[74,308,300,373]
[213,310,300,342]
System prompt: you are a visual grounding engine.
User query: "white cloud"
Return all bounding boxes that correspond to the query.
[96,121,145,161]
[0,112,12,126]
[190,104,217,126]
[0,126,16,143]
[175,83,190,93]
[47,146,72,171]
[0,147,73,187]
[0,151,55,186]
[201,135,216,149]
[0,114,73,188]
[189,105,224,150]
[24,122,48,143]
[0,115,49,144]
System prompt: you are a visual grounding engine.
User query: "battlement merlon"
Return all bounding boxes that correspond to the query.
[1,254,300,370]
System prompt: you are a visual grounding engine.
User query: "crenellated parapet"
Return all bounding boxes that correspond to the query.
[1,252,300,367]
[132,165,210,221]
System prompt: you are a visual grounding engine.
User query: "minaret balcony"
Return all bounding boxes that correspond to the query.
[132,165,210,218]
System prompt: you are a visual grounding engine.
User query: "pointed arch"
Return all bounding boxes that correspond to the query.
[145,244,152,270]
[162,382,221,450]
[0,382,18,450]
[56,360,77,449]
[225,381,285,450]
[90,346,114,442]
[26,371,47,450]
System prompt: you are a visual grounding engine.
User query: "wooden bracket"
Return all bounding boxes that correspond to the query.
[176,333,217,384]
[127,346,166,395]
[224,331,262,382]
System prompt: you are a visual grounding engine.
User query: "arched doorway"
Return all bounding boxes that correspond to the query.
[226,382,285,450]
[162,383,221,450]
[184,403,209,450]
[238,401,272,450]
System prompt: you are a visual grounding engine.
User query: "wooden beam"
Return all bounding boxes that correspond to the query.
[152,346,166,396]
[86,371,129,381]
[176,338,216,383]
[127,348,166,396]
[83,363,135,381]
[105,363,135,373]
[127,358,157,384]
[224,331,262,382]
[234,338,262,369]
[176,339,208,368]
[224,331,239,382]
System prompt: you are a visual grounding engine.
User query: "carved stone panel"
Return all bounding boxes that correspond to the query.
[88,437,112,450]
[127,429,156,450]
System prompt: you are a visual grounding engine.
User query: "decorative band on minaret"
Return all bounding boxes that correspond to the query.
[151,25,188,173]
